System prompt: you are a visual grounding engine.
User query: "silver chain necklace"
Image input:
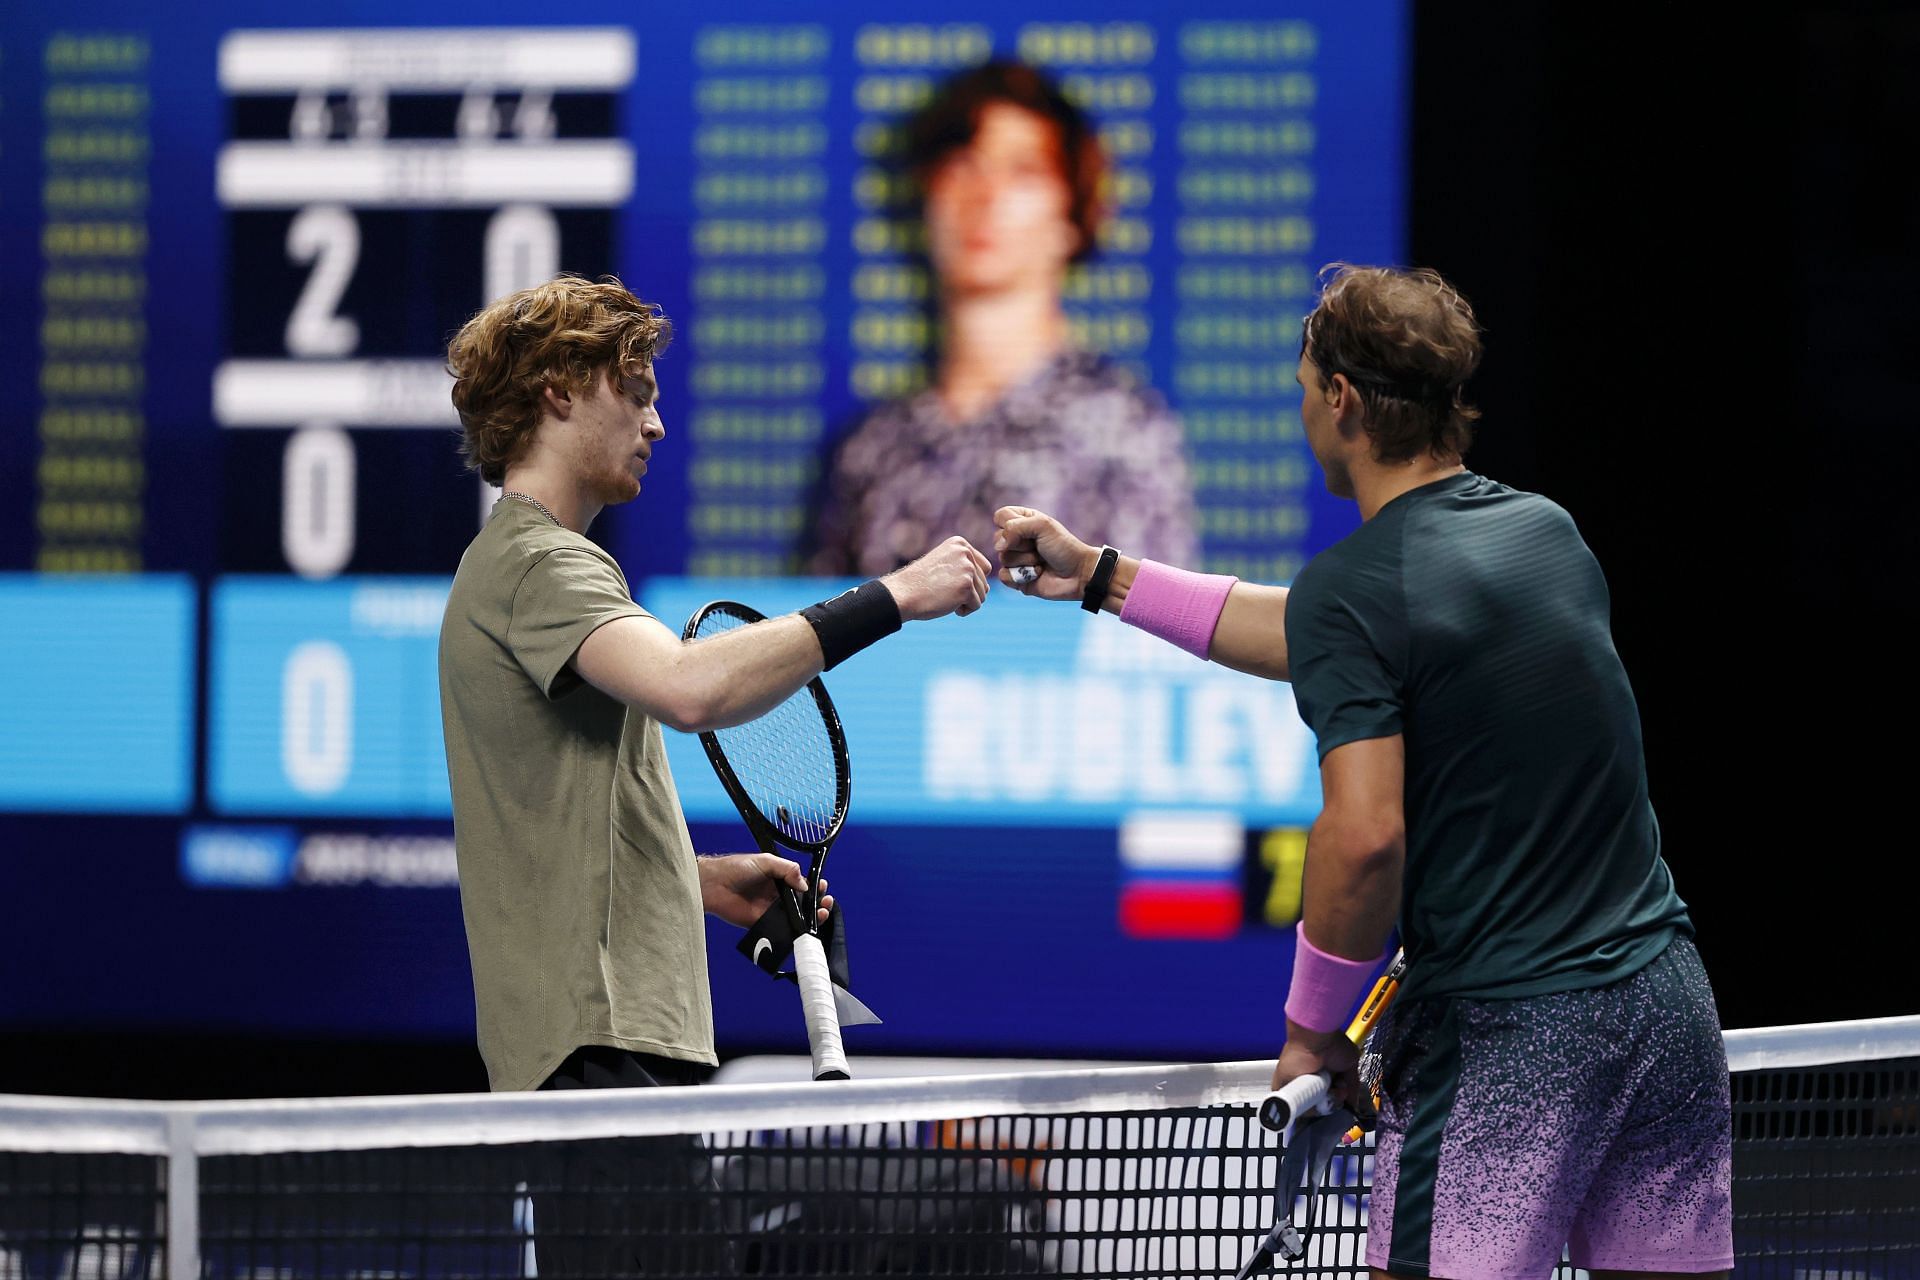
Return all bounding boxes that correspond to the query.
[501,490,560,526]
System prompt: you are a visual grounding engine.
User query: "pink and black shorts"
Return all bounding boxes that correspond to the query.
[1366,938,1733,1279]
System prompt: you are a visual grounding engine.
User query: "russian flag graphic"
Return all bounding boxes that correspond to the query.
[1118,812,1245,940]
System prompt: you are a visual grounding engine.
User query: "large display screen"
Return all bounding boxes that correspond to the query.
[0,0,1404,1060]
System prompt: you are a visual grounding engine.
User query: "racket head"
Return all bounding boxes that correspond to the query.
[680,600,852,856]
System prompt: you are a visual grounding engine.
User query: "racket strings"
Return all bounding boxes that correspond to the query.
[713,705,840,843]
[1358,1028,1385,1096]
[691,607,847,847]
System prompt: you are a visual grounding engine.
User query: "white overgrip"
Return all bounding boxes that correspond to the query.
[1257,1070,1330,1139]
[791,932,849,1081]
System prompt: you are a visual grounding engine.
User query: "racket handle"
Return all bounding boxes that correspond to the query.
[792,932,849,1081]
[1258,1071,1330,1135]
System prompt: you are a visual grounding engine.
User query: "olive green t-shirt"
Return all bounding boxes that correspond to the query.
[439,499,714,1091]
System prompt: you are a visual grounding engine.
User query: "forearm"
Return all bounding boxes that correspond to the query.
[578,613,826,732]
[1299,812,1402,960]
[670,615,824,731]
[696,854,730,914]
[1205,584,1290,680]
[1091,559,1289,680]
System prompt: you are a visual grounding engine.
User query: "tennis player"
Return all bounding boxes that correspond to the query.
[995,265,1731,1279]
[440,274,989,1272]
[808,58,1197,575]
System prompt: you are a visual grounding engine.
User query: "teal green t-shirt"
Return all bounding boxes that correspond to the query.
[1285,471,1691,1003]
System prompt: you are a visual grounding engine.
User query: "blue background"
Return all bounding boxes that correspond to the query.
[0,1,1910,1095]
[0,0,1405,1063]
[0,576,194,813]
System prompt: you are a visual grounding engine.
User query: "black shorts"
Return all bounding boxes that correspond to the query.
[533,1046,720,1279]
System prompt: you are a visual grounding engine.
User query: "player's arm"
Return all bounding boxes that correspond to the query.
[574,611,821,733]
[575,535,992,733]
[1299,735,1403,961]
[994,506,1291,680]
[1272,735,1405,1095]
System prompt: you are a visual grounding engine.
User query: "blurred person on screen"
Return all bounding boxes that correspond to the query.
[440,274,990,1275]
[992,265,1732,1280]
[808,59,1197,576]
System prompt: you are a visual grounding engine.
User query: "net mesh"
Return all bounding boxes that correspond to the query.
[689,604,845,848]
[191,1112,1355,1280]
[2,1023,1916,1280]
[1729,1054,1920,1274]
[0,1152,164,1279]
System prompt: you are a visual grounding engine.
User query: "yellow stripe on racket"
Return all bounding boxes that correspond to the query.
[1342,947,1406,1143]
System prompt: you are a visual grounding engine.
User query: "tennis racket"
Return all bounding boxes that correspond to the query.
[1237,948,1408,1277]
[1258,947,1407,1137]
[681,600,854,1081]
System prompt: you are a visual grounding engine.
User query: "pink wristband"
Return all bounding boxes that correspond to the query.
[1284,923,1386,1034]
[1118,559,1238,659]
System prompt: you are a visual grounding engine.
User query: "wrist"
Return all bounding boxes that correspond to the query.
[1080,545,1121,613]
[1284,1018,1347,1053]
[1284,922,1385,1034]
[802,579,902,669]
[1077,543,1102,593]
[695,855,722,905]
[1116,560,1238,653]
[1100,556,1139,614]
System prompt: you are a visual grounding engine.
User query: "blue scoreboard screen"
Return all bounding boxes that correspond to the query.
[0,0,1404,1059]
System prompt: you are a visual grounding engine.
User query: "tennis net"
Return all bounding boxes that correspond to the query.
[2,1015,1916,1279]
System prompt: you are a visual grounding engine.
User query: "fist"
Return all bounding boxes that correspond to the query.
[1271,1024,1364,1112]
[993,506,1098,603]
[882,535,992,621]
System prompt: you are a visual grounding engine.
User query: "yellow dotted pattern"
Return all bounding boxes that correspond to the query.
[689,27,835,576]
[1176,23,1322,577]
[36,35,149,573]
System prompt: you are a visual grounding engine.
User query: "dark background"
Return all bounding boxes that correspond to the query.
[6,3,1912,1099]
[1416,3,1915,1042]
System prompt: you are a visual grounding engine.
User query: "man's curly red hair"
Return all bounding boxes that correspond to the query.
[447,274,672,485]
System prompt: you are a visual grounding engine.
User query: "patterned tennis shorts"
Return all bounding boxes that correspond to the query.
[1365,937,1733,1279]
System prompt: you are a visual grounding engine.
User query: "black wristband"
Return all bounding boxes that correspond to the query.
[1082,545,1120,613]
[800,579,902,671]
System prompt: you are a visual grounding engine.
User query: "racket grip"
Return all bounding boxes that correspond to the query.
[1258,1071,1330,1135]
[792,933,849,1081]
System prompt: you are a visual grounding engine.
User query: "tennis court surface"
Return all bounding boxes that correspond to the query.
[3,1015,1915,1279]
